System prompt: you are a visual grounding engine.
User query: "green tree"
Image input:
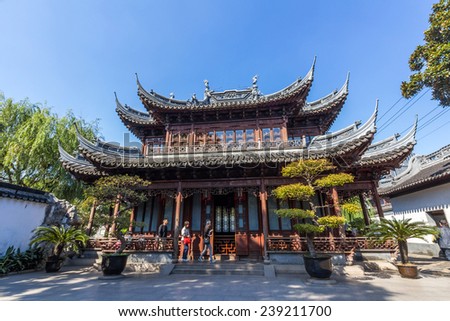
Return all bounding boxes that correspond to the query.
[86,175,151,254]
[401,0,450,106]
[367,218,438,264]
[0,93,100,201]
[29,225,89,261]
[273,159,353,257]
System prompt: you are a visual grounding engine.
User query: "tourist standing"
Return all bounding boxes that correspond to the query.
[157,218,169,250]
[198,220,215,263]
[180,221,191,262]
[438,220,450,260]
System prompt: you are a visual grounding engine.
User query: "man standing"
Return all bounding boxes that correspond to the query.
[157,218,169,251]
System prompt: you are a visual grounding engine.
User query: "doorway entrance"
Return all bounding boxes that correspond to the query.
[213,194,236,257]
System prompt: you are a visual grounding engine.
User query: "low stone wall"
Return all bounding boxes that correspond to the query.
[407,242,440,257]
[268,250,396,265]
[268,252,347,265]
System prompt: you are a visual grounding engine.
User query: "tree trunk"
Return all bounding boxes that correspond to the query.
[398,240,409,264]
[306,235,316,257]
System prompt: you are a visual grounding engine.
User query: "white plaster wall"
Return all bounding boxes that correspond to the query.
[0,198,48,254]
[390,183,450,214]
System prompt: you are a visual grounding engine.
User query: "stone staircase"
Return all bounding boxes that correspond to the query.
[170,261,265,276]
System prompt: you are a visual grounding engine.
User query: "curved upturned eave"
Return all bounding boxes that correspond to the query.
[75,107,377,170]
[115,92,157,126]
[115,93,162,140]
[137,59,315,113]
[303,73,349,114]
[58,144,106,179]
[358,117,417,167]
[306,102,377,159]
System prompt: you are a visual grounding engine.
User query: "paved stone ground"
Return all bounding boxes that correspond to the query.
[0,256,449,301]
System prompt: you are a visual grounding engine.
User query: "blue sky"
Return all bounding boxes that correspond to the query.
[0,0,446,155]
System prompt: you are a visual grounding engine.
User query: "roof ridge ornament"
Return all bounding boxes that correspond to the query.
[252,75,259,99]
[204,79,212,102]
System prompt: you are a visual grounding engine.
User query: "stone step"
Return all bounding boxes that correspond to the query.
[171,262,265,276]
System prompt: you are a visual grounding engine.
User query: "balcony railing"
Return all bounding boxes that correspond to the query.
[86,236,174,252]
[267,236,397,253]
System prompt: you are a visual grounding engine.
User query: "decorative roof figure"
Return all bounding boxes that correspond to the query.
[252,75,259,99]
[204,79,212,101]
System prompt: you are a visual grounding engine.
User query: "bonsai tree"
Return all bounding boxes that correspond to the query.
[367,217,439,265]
[273,159,353,257]
[86,174,151,254]
[29,225,88,271]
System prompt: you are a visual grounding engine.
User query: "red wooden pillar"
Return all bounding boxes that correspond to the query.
[128,207,136,232]
[173,182,183,262]
[372,182,384,218]
[86,200,97,236]
[331,187,342,216]
[109,195,121,237]
[259,184,269,262]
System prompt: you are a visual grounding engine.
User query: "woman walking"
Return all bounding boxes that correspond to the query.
[198,220,215,263]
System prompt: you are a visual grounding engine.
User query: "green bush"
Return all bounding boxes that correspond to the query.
[0,245,44,275]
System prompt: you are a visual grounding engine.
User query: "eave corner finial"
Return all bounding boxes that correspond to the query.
[135,73,142,87]
[312,56,317,70]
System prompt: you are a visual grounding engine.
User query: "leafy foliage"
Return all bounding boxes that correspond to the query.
[275,208,315,219]
[367,218,439,264]
[273,184,315,201]
[314,173,354,188]
[0,93,100,201]
[317,216,346,229]
[293,223,325,235]
[29,225,89,260]
[281,159,335,184]
[86,175,151,253]
[0,245,45,275]
[401,0,450,106]
[274,159,350,256]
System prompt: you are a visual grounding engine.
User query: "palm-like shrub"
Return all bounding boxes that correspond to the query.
[367,218,439,264]
[30,225,89,260]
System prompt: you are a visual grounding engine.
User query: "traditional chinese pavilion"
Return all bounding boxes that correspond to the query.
[60,59,417,260]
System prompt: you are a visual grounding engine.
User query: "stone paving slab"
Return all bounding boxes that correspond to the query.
[1,262,450,301]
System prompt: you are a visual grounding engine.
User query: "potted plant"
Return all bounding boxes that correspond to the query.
[30,225,88,272]
[273,159,353,279]
[87,175,151,276]
[367,217,439,278]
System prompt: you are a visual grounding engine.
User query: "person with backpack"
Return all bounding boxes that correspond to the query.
[198,220,215,263]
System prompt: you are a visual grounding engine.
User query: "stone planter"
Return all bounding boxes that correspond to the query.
[397,263,419,278]
[303,254,333,279]
[45,258,64,273]
[101,254,128,276]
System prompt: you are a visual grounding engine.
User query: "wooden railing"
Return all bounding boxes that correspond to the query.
[86,237,174,252]
[267,236,397,253]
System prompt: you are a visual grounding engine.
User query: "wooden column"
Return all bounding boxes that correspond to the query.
[173,182,183,262]
[259,184,269,262]
[86,200,97,236]
[372,182,385,218]
[331,187,342,216]
[109,195,121,237]
[359,193,371,226]
[128,207,136,232]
